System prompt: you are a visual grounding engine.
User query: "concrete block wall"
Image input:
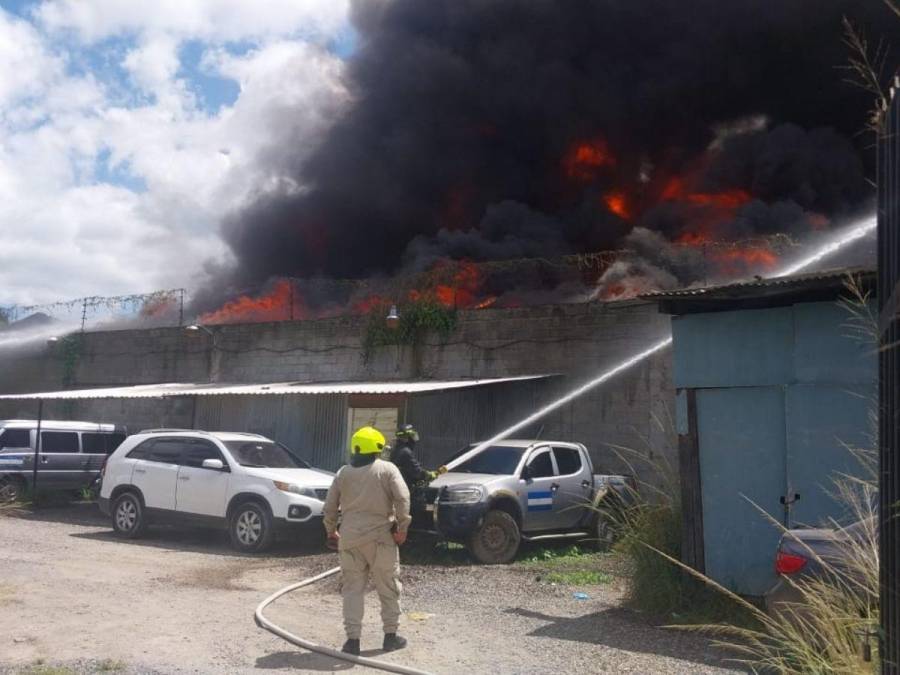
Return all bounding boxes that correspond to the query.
[0,299,676,487]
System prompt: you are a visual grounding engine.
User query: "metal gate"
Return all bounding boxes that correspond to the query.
[878,78,900,674]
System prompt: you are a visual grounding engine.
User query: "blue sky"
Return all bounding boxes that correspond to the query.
[0,0,353,308]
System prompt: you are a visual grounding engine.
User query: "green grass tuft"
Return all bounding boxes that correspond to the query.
[520,544,590,564]
[95,658,126,673]
[18,664,77,675]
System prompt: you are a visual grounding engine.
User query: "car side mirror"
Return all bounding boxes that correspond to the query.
[202,458,225,470]
[520,465,532,481]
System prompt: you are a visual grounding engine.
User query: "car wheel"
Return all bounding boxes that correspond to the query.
[0,475,26,503]
[468,510,521,564]
[112,492,147,538]
[229,501,274,553]
[591,508,618,552]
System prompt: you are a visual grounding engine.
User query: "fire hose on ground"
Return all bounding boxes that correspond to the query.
[254,565,435,675]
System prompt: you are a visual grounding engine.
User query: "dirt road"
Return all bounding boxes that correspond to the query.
[0,504,740,674]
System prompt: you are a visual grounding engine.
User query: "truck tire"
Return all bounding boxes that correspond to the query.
[590,507,618,552]
[0,475,25,503]
[229,501,274,553]
[468,510,521,564]
[112,491,147,539]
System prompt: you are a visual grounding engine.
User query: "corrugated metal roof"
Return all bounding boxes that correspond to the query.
[0,375,551,401]
[642,266,874,300]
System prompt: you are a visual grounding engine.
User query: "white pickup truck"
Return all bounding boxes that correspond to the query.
[414,439,636,563]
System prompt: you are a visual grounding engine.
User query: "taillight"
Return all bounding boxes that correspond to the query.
[775,550,808,575]
[100,460,108,479]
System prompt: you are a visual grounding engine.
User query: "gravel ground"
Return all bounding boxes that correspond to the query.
[0,503,743,674]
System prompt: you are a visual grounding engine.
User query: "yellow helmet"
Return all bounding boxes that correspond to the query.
[350,426,386,455]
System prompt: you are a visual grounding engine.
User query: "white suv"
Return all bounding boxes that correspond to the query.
[98,429,334,552]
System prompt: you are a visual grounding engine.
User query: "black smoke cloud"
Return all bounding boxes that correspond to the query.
[219,0,897,298]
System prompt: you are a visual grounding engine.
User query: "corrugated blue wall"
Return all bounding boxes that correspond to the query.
[673,300,876,595]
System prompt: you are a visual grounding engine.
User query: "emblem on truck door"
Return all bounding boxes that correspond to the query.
[527,491,553,511]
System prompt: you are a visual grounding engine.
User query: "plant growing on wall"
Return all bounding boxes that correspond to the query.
[362,298,458,364]
[59,334,83,387]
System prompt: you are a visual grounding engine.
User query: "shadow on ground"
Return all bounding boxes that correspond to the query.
[256,650,352,672]
[256,650,385,672]
[4,500,105,526]
[6,501,328,558]
[506,607,736,670]
[69,527,328,558]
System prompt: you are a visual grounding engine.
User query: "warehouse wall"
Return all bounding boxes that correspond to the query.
[0,300,674,481]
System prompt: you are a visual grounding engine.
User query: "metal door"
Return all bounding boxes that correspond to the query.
[80,432,125,486]
[175,439,230,517]
[697,387,786,596]
[551,446,592,529]
[520,446,559,532]
[131,439,180,510]
[38,431,81,489]
[785,384,874,527]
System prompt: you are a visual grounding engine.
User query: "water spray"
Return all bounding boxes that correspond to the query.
[446,215,876,469]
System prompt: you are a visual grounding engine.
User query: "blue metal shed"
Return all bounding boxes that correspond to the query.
[652,268,876,596]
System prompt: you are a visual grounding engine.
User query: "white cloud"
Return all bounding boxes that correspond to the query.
[0,9,64,108]
[36,0,349,43]
[0,4,350,307]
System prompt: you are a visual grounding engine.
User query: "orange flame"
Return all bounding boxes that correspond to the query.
[603,190,631,219]
[563,138,616,180]
[475,295,498,309]
[675,230,713,246]
[711,246,778,272]
[432,260,482,308]
[661,176,751,209]
[200,280,296,324]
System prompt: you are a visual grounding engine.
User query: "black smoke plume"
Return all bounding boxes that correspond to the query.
[215,0,897,306]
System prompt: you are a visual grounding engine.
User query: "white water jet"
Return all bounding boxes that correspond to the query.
[776,215,875,277]
[0,322,78,351]
[446,214,877,469]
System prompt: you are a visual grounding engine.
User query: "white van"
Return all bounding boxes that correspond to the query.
[0,420,127,501]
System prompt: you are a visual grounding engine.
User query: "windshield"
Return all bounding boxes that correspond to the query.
[452,445,526,475]
[224,441,310,469]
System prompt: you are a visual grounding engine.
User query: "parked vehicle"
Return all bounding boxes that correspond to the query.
[417,440,636,564]
[764,516,876,616]
[98,429,334,552]
[0,419,127,501]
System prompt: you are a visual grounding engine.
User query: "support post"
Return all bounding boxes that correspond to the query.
[879,81,900,675]
[31,399,43,507]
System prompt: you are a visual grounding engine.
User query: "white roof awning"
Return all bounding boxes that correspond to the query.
[0,375,552,401]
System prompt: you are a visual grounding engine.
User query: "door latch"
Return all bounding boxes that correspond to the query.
[780,493,800,526]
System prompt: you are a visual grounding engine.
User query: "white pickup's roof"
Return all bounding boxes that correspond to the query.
[0,375,551,401]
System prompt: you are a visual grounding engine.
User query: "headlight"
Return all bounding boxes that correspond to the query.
[273,481,316,498]
[441,485,485,504]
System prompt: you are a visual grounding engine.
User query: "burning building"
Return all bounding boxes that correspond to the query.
[192,0,893,321]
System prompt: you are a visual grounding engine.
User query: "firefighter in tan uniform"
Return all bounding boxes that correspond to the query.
[323,426,411,656]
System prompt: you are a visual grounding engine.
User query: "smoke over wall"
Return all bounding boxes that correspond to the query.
[212,0,896,311]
